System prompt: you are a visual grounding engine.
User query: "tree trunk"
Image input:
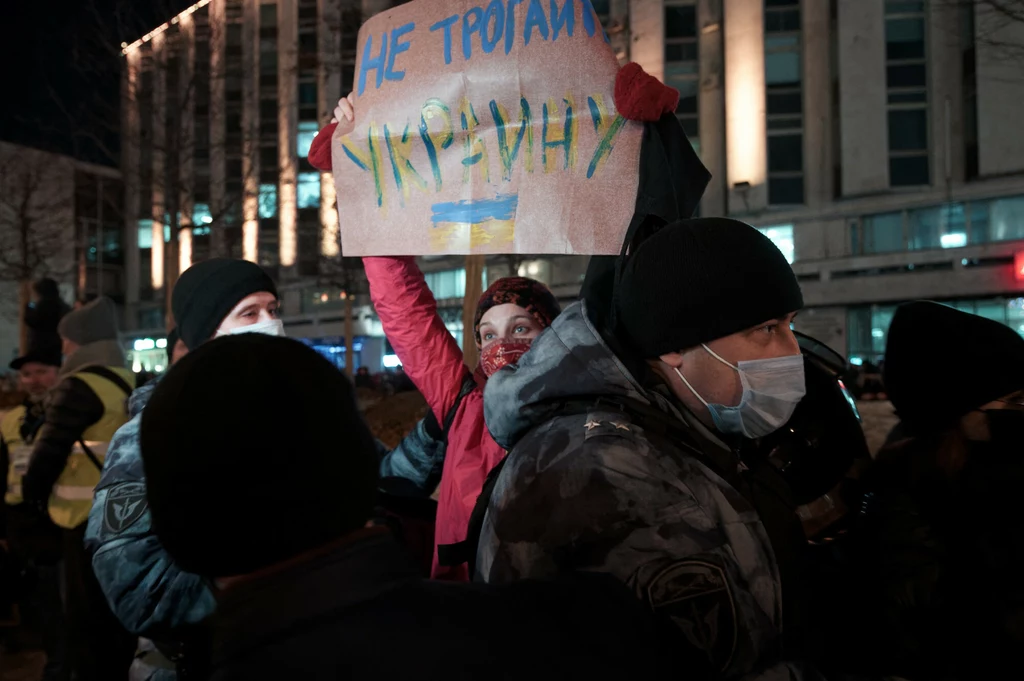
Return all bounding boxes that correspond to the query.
[462,255,486,369]
[18,279,31,356]
[344,294,355,378]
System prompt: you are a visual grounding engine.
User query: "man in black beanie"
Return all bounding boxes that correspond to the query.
[83,258,279,680]
[479,217,820,679]
[138,333,684,680]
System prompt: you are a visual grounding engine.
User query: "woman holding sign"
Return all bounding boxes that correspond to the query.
[310,65,679,581]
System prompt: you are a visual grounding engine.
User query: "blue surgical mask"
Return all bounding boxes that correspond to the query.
[216,318,286,338]
[674,344,806,439]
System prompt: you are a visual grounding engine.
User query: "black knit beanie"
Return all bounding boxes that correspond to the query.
[615,217,803,357]
[171,259,278,350]
[140,334,379,578]
[885,301,1024,434]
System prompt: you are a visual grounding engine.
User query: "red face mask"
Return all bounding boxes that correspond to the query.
[480,340,533,378]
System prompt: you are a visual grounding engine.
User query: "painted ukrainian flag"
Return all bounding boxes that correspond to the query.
[429,193,518,253]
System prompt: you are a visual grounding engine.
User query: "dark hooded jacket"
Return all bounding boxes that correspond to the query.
[478,302,819,681]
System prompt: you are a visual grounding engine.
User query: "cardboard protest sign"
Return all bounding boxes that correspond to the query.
[332,0,643,256]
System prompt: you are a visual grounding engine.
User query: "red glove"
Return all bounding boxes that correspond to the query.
[307,64,678,172]
[614,62,679,122]
[307,121,338,172]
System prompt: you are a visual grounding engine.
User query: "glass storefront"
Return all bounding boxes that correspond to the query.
[125,336,170,374]
[852,194,1024,256]
[848,296,1024,365]
[299,336,365,371]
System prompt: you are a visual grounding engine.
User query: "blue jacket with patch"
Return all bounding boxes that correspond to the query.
[85,380,216,638]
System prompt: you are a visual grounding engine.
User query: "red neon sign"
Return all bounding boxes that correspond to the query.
[1016,251,1024,282]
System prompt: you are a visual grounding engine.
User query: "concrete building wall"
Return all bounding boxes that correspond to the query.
[975,2,1024,177]
[836,0,888,196]
[724,0,767,214]
[698,0,726,216]
[802,0,831,209]
[630,0,665,83]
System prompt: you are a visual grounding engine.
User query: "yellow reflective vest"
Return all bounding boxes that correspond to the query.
[47,367,135,530]
[2,405,33,505]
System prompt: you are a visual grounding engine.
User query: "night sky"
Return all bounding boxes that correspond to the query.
[0,0,194,166]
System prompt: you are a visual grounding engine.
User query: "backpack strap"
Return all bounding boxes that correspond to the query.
[441,373,478,443]
[77,440,105,473]
[436,454,509,573]
[77,365,133,398]
[74,366,133,472]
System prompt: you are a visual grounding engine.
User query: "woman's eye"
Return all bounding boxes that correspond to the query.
[514,326,527,334]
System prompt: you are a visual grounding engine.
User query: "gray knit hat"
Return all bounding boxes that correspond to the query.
[57,296,119,345]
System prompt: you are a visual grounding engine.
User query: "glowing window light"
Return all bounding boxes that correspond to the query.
[940,232,967,249]
[382,354,402,368]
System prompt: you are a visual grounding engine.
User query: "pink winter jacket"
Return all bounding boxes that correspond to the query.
[363,256,503,582]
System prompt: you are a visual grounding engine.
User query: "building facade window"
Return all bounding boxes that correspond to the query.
[297,121,318,158]
[885,1,929,187]
[757,224,795,263]
[765,0,803,205]
[851,195,1024,255]
[192,203,213,225]
[297,172,320,208]
[258,183,277,219]
[663,2,699,153]
[423,268,468,300]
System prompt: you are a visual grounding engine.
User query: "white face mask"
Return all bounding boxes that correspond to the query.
[674,344,806,439]
[216,318,286,338]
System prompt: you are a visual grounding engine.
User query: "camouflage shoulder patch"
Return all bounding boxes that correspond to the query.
[103,482,148,534]
[643,559,738,674]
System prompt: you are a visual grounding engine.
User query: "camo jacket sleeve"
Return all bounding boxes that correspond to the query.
[85,409,216,637]
[379,412,446,493]
[477,411,817,680]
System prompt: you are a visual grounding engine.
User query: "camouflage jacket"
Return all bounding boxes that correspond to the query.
[478,302,819,681]
[84,378,217,638]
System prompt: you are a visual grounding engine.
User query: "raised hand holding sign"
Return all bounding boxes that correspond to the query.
[332,0,643,256]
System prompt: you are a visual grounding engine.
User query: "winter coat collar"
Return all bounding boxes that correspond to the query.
[484,301,699,451]
[59,339,126,378]
[211,529,418,666]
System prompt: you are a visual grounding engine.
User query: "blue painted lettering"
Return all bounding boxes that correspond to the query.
[385,22,415,82]
[523,0,550,46]
[580,0,610,43]
[462,7,484,60]
[504,0,525,54]
[482,0,505,54]
[430,15,459,65]
[357,33,387,96]
[550,0,574,40]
